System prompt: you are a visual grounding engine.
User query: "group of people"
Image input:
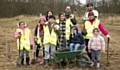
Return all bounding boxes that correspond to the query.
[14,3,110,68]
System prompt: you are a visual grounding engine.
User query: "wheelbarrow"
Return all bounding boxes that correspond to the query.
[54,46,91,68]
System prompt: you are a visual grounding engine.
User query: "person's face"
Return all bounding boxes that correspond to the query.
[48,11,53,17]
[60,14,65,21]
[39,19,45,25]
[65,6,71,13]
[94,30,99,36]
[49,18,55,24]
[19,23,25,29]
[73,29,77,33]
[88,15,95,20]
[87,6,93,11]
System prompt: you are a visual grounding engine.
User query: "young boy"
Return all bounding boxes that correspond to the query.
[69,26,85,52]
[43,16,58,64]
[88,28,105,68]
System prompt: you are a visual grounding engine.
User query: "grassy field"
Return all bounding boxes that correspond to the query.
[0,15,120,70]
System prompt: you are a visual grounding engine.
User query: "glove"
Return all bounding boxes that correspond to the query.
[30,45,33,50]
[106,35,110,38]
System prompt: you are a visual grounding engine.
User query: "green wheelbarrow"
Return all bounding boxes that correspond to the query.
[54,46,91,68]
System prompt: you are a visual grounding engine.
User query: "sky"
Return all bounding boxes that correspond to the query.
[79,0,87,5]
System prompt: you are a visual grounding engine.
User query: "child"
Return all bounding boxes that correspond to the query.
[43,16,58,64]
[88,28,105,68]
[69,26,85,52]
[34,16,46,58]
[15,21,34,65]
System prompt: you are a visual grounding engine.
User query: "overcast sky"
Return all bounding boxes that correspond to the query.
[80,0,87,4]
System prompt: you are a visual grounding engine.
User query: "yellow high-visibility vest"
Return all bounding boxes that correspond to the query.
[16,28,31,51]
[56,18,73,40]
[84,19,100,39]
[43,24,57,46]
[66,18,73,40]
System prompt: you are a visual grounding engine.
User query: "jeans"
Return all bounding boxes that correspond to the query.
[44,44,56,60]
[69,43,80,52]
[17,48,29,64]
[91,50,100,63]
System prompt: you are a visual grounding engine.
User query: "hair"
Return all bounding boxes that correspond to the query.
[59,12,65,18]
[72,26,78,33]
[46,10,53,16]
[46,10,53,21]
[19,21,25,26]
[86,3,93,7]
[93,28,99,33]
[48,15,55,20]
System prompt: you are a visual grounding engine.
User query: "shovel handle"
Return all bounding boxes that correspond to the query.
[107,37,110,65]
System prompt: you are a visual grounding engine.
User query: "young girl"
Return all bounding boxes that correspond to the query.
[15,22,34,65]
[69,26,85,52]
[88,28,105,68]
[34,16,46,58]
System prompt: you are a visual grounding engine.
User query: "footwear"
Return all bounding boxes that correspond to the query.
[44,59,49,64]
[21,58,24,65]
[90,62,94,67]
[96,63,100,68]
[26,57,30,65]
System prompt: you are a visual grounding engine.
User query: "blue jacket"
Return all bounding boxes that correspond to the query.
[69,33,84,45]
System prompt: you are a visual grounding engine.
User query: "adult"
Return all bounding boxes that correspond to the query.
[57,13,73,48]
[46,11,53,21]
[65,6,77,25]
[83,12,110,59]
[83,3,99,21]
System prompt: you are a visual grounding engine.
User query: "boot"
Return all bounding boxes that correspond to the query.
[21,58,24,65]
[26,57,30,65]
[44,59,49,64]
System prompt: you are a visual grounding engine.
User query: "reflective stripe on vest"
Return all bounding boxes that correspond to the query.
[85,19,100,39]
[43,25,57,45]
[16,28,31,51]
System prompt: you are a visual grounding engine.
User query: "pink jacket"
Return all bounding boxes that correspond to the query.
[14,28,34,45]
[99,22,109,36]
[88,35,105,51]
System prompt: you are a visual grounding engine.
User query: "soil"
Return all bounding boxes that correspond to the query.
[0,15,120,70]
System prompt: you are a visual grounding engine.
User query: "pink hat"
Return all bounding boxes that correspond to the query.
[40,16,46,22]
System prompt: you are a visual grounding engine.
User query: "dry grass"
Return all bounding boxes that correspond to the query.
[0,15,120,70]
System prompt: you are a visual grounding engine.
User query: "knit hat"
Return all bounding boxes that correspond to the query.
[40,16,46,22]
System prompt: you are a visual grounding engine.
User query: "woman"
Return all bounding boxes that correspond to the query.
[46,11,53,21]
[57,13,73,48]
[83,11,110,59]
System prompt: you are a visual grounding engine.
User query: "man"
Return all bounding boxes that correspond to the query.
[83,3,99,21]
[65,6,77,25]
